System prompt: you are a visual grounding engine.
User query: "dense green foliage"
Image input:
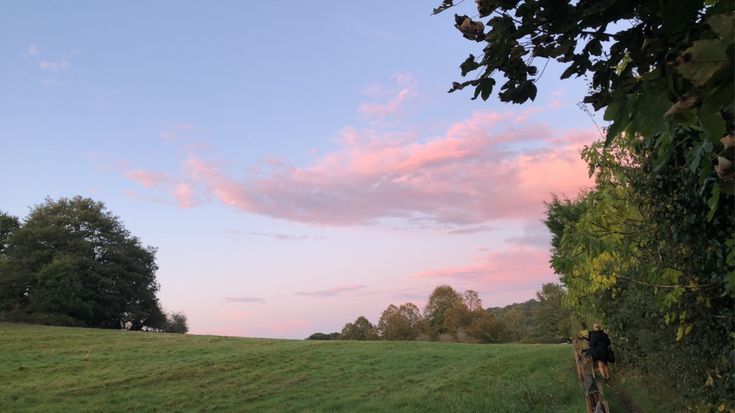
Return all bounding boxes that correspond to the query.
[340,315,378,340]
[487,284,578,343]
[306,331,341,340]
[0,197,186,333]
[376,303,424,341]
[0,323,592,413]
[545,134,734,410]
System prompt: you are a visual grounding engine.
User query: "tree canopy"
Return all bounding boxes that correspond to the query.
[340,316,378,340]
[0,197,181,331]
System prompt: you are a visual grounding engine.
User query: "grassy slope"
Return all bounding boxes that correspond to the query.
[0,323,590,413]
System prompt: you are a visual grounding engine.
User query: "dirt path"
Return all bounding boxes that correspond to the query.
[607,385,641,413]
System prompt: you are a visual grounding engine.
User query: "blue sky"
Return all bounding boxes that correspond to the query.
[1,1,599,338]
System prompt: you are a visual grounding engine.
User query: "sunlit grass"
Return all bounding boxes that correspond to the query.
[1,323,588,412]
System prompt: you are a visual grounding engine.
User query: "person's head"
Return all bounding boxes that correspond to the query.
[593,322,601,331]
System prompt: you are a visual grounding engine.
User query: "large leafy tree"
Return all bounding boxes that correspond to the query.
[340,316,377,340]
[0,197,163,330]
[532,283,574,342]
[423,285,463,336]
[377,303,424,340]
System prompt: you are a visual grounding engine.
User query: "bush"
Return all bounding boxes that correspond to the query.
[0,311,86,327]
[306,332,341,340]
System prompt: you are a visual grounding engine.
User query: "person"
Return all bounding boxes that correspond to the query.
[587,322,612,381]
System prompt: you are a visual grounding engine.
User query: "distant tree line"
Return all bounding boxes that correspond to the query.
[307,283,576,343]
[0,197,188,334]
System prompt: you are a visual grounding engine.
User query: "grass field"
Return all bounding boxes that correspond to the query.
[0,323,595,412]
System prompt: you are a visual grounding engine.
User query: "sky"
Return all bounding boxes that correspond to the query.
[0,1,602,339]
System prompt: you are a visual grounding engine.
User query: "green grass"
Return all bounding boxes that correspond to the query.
[605,371,688,413]
[0,323,591,412]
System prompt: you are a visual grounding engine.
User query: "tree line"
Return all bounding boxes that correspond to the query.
[308,283,576,344]
[0,197,188,334]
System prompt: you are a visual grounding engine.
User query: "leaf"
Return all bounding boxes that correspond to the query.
[460,54,481,76]
[699,83,733,141]
[708,14,734,43]
[665,96,701,124]
[473,77,496,101]
[653,146,674,173]
[604,95,633,145]
[432,0,454,15]
[673,39,729,87]
[615,52,632,75]
[688,141,706,173]
[707,184,721,222]
[629,80,671,136]
[560,64,578,79]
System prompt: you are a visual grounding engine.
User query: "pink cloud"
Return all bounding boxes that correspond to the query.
[170,110,592,226]
[173,182,197,208]
[548,100,564,109]
[296,284,367,297]
[358,73,417,119]
[121,76,592,229]
[412,246,556,291]
[359,88,412,119]
[126,170,171,188]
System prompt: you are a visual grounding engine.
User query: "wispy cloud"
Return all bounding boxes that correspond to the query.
[160,122,196,141]
[173,182,198,208]
[224,296,265,304]
[126,170,172,188]
[296,284,367,297]
[358,73,417,120]
[445,225,496,235]
[411,246,556,291]
[126,190,175,204]
[39,58,72,72]
[227,230,324,241]
[505,220,552,248]
[25,44,73,85]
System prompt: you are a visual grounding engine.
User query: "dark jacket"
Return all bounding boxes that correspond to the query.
[588,330,611,362]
